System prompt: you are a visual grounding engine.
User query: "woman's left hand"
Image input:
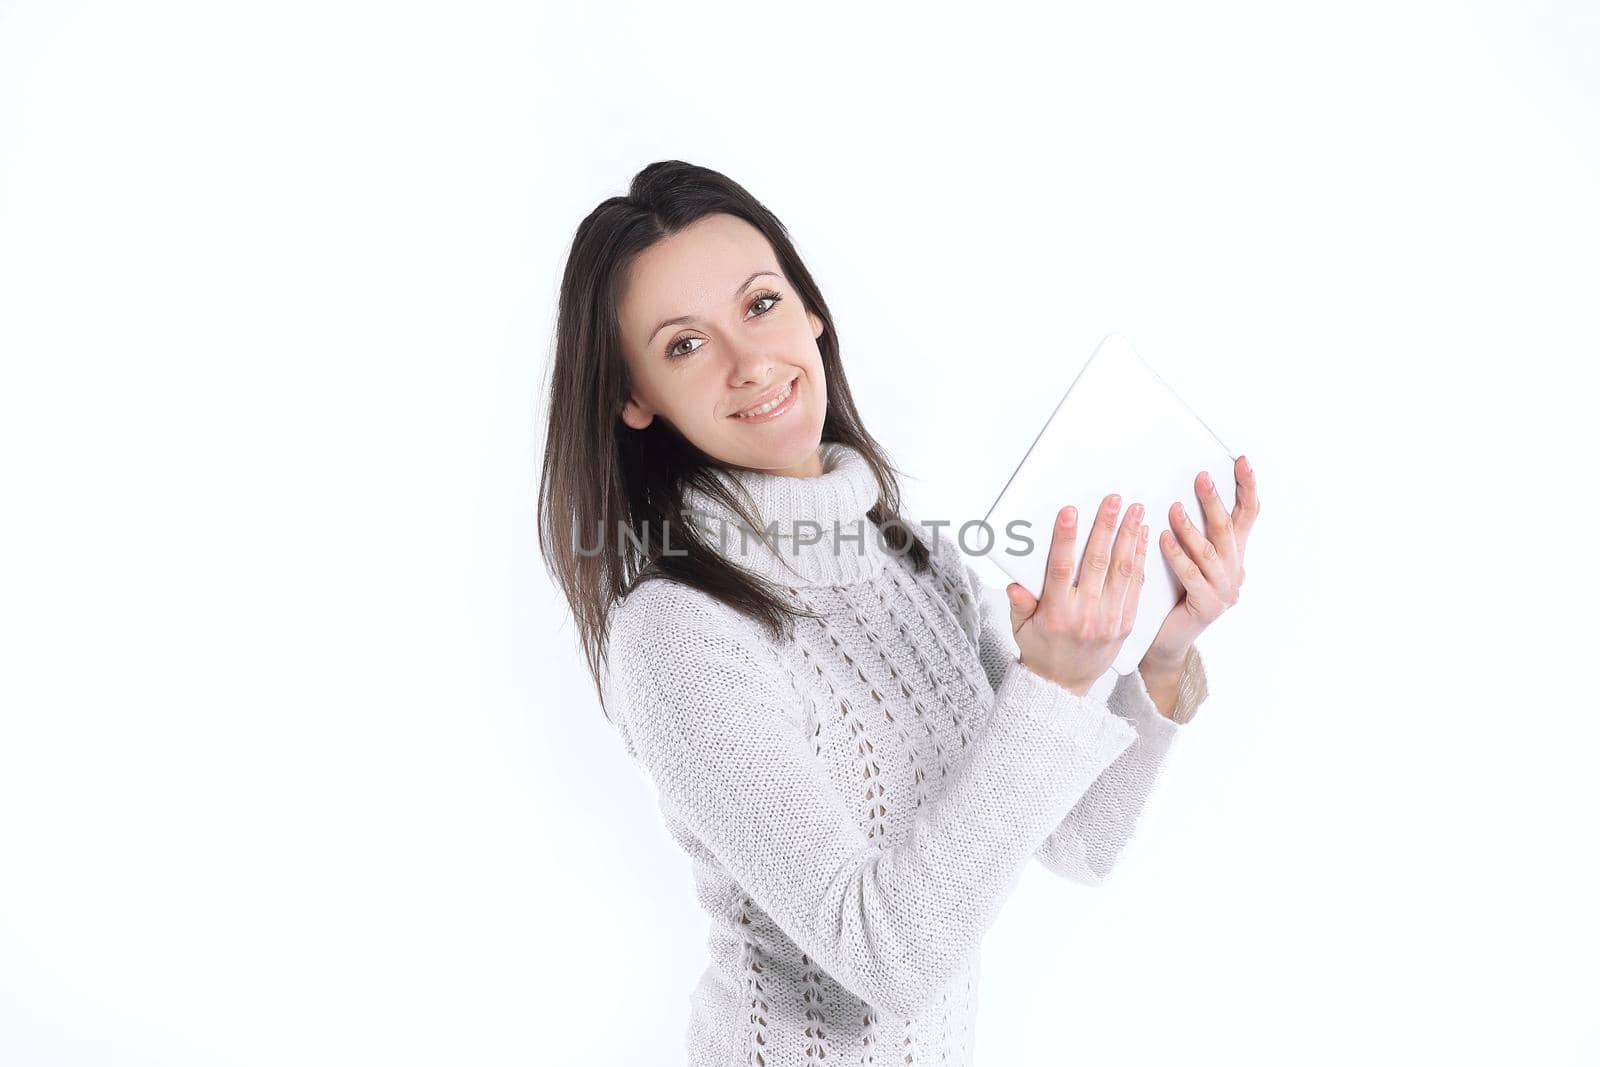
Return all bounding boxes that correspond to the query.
[1142,454,1260,666]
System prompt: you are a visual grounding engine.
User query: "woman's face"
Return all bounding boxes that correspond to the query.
[616,212,827,478]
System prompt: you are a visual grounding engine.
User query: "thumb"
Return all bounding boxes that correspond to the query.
[1005,583,1037,622]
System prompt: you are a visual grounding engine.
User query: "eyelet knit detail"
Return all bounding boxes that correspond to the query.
[880,564,987,746]
[799,953,831,1062]
[792,585,932,811]
[739,896,772,1066]
[784,595,890,843]
[901,562,996,702]
[836,581,950,785]
[900,1016,918,1063]
[938,985,952,1061]
[779,634,827,760]
[858,1005,880,1063]
[874,569,975,752]
[922,552,980,637]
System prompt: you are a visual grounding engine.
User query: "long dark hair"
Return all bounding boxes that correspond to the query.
[537,160,932,717]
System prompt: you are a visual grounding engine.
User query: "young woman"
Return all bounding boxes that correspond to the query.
[538,160,1259,1065]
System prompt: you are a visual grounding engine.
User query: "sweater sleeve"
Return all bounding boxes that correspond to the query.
[958,556,1210,887]
[603,581,1140,1020]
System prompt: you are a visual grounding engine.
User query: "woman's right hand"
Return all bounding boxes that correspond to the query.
[1006,493,1149,696]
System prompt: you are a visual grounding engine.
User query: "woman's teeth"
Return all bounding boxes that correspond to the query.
[732,378,793,418]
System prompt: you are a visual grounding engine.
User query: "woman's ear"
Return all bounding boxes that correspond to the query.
[619,394,654,430]
[808,310,825,341]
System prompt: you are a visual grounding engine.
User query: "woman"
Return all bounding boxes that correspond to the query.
[538,160,1259,1065]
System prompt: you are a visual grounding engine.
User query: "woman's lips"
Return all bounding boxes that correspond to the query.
[728,374,798,419]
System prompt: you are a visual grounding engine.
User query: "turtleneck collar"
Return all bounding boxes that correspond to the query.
[678,441,899,588]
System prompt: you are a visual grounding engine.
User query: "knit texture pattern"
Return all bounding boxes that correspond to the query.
[602,441,1209,1066]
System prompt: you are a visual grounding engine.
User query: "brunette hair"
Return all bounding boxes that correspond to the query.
[536,160,931,718]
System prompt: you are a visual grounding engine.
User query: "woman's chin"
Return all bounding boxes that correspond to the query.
[716,421,825,476]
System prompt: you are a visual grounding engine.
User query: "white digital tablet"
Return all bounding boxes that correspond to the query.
[979,332,1237,687]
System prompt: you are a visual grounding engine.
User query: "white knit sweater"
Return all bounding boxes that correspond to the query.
[601,441,1209,1066]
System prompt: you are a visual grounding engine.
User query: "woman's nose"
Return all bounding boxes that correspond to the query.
[726,344,776,386]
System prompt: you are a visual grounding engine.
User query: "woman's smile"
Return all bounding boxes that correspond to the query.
[728,373,799,422]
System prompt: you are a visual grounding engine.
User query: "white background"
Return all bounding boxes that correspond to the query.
[3,1,1597,1063]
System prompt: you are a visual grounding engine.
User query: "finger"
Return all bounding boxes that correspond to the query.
[1194,470,1239,565]
[1158,526,1219,620]
[1169,498,1228,589]
[1100,501,1144,626]
[1118,519,1151,636]
[1038,505,1079,612]
[1230,454,1261,556]
[1005,582,1037,634]
[1075,492,1124,602]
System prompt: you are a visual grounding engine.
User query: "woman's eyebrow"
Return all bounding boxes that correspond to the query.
[647,270,783,345]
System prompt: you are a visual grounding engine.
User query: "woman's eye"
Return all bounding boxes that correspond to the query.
[667,336,703,359]
[665,291,783,359]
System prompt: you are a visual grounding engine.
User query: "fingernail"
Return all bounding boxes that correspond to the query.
[1241,455,1251,474]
